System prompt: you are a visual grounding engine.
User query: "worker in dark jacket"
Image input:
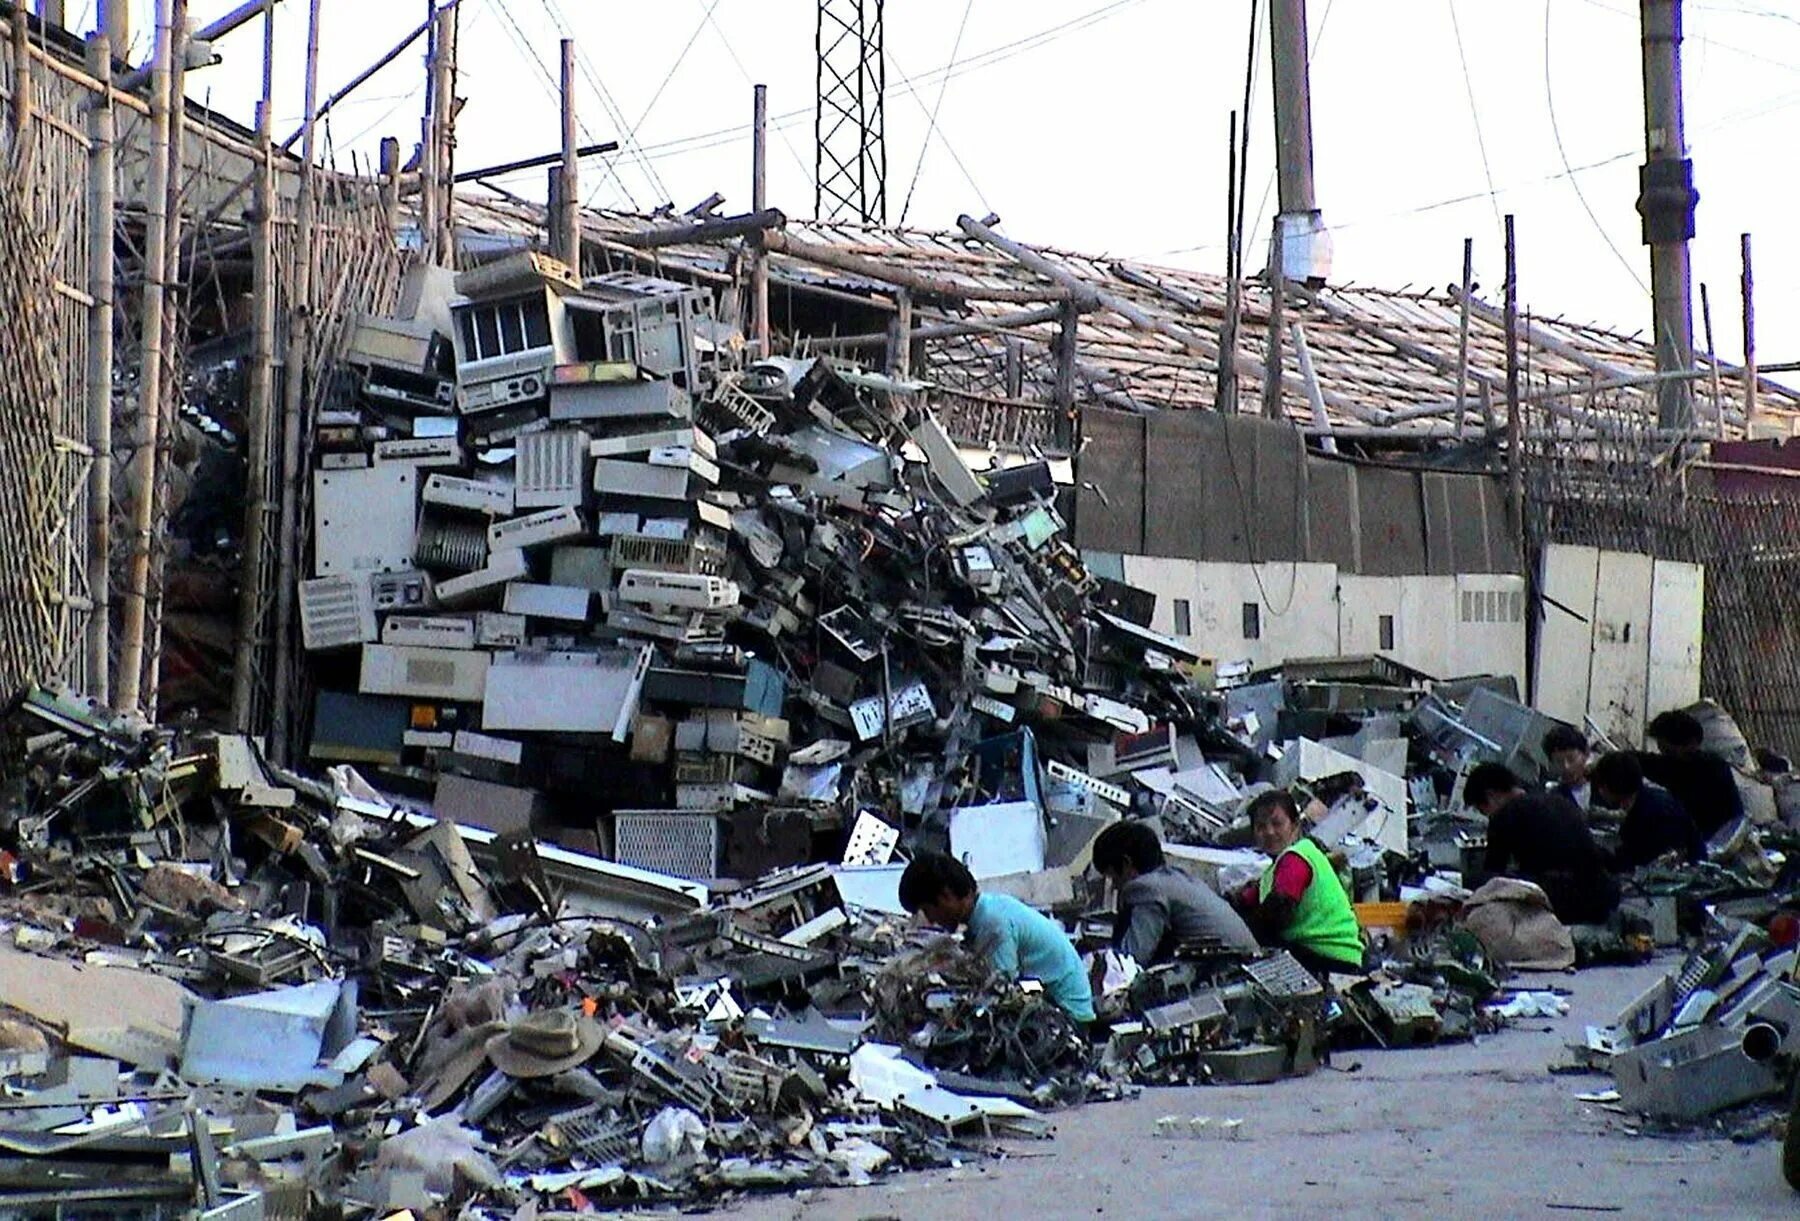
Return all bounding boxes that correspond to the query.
[1641,709,1743,841]
[1591,750,1706,871]
[1466,763,1619,925]
[1091,820,1259,964]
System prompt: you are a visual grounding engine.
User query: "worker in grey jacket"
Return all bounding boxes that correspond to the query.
[1092,820,1260,964]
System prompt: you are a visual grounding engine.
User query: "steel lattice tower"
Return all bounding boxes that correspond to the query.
[815,0,886,224]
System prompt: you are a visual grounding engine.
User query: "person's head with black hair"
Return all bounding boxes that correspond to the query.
[1590,751,1647,810]
[1464,762,1524,817]
[1092,819,1165,887]
[898,851,980,930]
[1647,709,1706,756]
[1247,789,1306,859]
[1542,725,1591,788]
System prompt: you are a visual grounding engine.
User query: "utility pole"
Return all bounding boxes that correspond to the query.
[430,2,458,264]
[1267,0,1330,285]
[1504,215,1523,551]
[751,84,769,356]
[557,38,580,270]
[1637,0,1698,431]
[98,0,127,50]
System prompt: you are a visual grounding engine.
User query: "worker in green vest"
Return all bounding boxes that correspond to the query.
[1233,789,1366,978]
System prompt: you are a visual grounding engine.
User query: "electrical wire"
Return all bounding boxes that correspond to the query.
[885,42,995,220]
[694,1,817,195]
[899,0,976,226]
[1448,0,1504,237]
[1544,0,1650,297]
[540,0,674,204]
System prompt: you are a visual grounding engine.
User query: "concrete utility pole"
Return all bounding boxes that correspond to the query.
[1267,0,1330,285]
[1637,0,1698,431]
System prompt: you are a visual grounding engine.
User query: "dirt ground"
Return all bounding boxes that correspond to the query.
[696,960,1796,1220]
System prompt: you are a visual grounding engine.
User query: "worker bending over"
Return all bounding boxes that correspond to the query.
[1091,820,1259,965]
[1466,763,1619,925]
[1233,791,1365,978]
[898,852,1095,1022]
[1642,710,1742,841]
[1591,751,1705,871]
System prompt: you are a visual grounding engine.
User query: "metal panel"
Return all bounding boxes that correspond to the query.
[1589,549,1657,746]
[483,647,652,737]
[1534,544,1600,731]
[515,428,589,509]
[1144,412,1209,560]
[1305,458,1357,569]
[313,466,416,577]
[298,575,376,651]
[1450,574,1528,686]
[614,812,719,880]
[1646,559,1705,723]
[1355,467,1428,576]
[1072,410,1144,555]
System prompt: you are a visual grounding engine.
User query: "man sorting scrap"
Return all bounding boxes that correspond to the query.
[899,852,1095,1023]
[1091,820,1259,964]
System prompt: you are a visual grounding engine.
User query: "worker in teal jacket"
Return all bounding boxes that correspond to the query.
[899,851,1095,1022]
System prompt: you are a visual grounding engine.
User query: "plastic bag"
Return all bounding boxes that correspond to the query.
[641,1105,707,1165]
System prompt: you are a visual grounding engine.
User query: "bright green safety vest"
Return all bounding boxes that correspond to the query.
[1257,836,1364,968]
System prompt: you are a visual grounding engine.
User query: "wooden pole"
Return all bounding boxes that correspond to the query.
[230,0,276,730]
[1700,281,1724,440]
[558,37,580,269]
[1741,232,1756,427]
[887,288,912,377]
[1262,223,1286,419]
[380,136,400,222]
[142,0,188,718]
[115,0,173,713]
[751,83,769,357]
[1504,214,1523,549]
[269,0,321,757]
[99,0,128,51]
[1218,110,1239,414]
[84,35,115,705]
[1453,237,1473,439]
[419,6,437,264]
[1054,298,1078,451]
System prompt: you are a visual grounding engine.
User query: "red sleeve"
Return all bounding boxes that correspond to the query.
[1271,852,1313,903]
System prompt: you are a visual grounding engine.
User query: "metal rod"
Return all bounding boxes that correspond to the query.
[269,0,321,758]
[448,141,616,187]
[1453,237,1473,440]
[1262,223,1286,419]
[1291,320,1334,453]
[84,34,115,704]
[114,0,173,712]
[751,83,769,357]
[558,37,579,269]
[230,0,276,730]
[1741,232,1756,426]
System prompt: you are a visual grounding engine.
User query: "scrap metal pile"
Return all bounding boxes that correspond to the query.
[0,688,1088,1213]
[300,248,1205,882]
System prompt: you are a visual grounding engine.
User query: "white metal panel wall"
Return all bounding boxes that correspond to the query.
[1588,550,1657,746]
[1451,574,1529,688]
[1122,557,1339,668]
[1396,575,1457,680]
[1335,575,1400,659]
[1646,559,1705,723]
[1535,544,1601,729]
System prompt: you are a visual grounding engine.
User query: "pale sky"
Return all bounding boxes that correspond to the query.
[96,0,1800,366]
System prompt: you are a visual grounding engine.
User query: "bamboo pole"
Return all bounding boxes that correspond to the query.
[114,0,173,713]
[1503,214,1523,548]
[432,3,457,264]
[142,0,188,718]
[1700,282,1724,440]
[84,36,115,705]
[230,0,277,730]
[269,0,321,757]
[1262,223,1286,419]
